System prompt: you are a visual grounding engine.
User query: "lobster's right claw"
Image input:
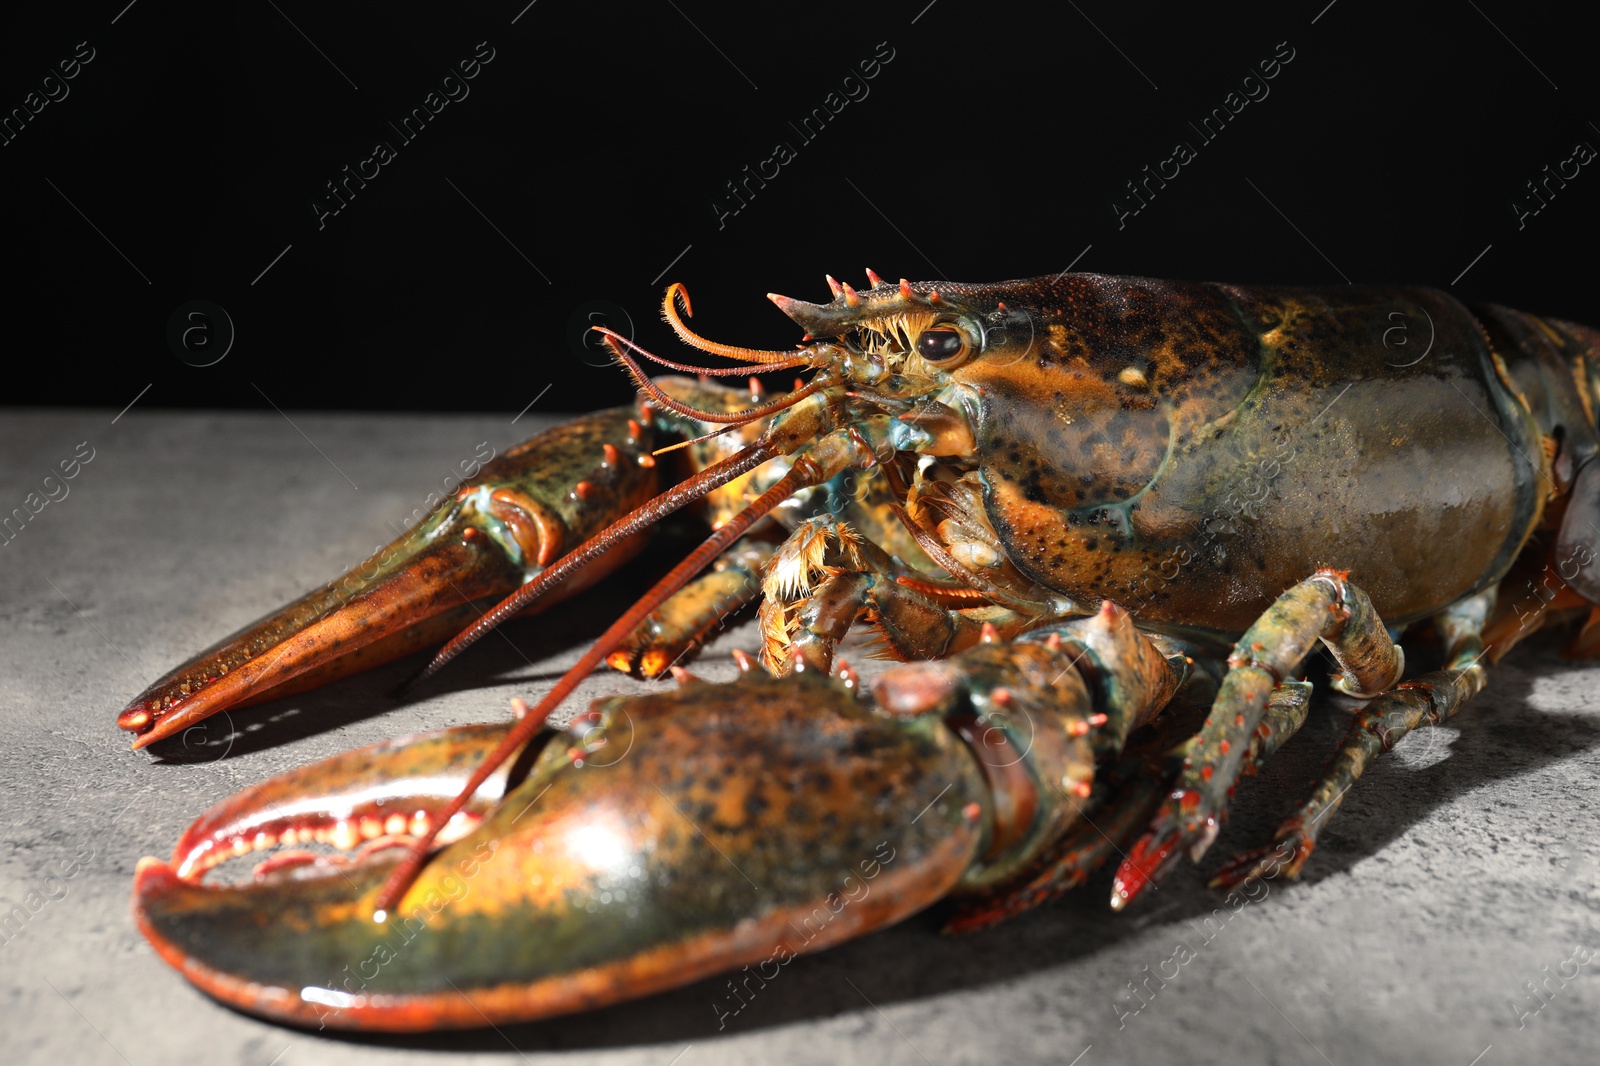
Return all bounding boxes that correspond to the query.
[132,672,988,1031]
[117,409,659,749]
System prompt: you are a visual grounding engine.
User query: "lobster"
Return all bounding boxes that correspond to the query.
[125,273,1600,1031]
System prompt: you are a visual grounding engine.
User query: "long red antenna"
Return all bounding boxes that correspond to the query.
[373,459,824,917]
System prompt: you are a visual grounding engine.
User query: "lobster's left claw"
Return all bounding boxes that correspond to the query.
[133,672,989,1030]
[118,408,659,749]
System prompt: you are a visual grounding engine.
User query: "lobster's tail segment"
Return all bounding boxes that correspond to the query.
[132,671,989,1030]
[117,408,660,749]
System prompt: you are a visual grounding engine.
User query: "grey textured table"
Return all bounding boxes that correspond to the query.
[4,409,1599,1065]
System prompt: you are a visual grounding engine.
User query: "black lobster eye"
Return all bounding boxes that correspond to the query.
[917,327,972,368]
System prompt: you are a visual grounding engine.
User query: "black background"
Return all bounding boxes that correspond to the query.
[2,1,1595,414]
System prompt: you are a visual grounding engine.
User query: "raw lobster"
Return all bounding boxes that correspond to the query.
[126,273,1600,1029]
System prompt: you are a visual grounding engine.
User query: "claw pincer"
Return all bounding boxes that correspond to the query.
[133,611,1176,1031]
[134,671,989,1029]
[117,409,660,749]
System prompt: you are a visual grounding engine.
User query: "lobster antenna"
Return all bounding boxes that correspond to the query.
[408,437,780,686]
[592,326,810,377]
[662,282,808,364]
[374,459,824,918]
[603,335,825,425]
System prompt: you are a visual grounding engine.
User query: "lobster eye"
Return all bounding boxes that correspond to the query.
[917,327,972,368]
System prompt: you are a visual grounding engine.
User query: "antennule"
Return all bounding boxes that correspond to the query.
[603,336,824,426]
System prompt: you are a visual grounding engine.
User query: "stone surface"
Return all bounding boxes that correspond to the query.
[3,408,1598,1065]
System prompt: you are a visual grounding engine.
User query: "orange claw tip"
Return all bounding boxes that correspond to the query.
[117,706,152,732]
[864,268,883,287]
[134,856,168,878]
[1112,830,1181,911]
[128,707,201,749]
[899,278,914,300]
[825,274,843,297]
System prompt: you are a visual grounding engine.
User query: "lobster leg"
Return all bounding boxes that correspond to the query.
[1208,589,1494,889]
[759,516,1062,673]
[871,603,1184,925]
[606,538,773,678]
[944,675,1313,933]
[1112,569,1407,909]
[117,407,661,748]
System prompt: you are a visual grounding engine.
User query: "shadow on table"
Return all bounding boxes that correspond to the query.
[285,645,1600,1052]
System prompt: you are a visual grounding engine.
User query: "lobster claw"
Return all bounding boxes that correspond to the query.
[132,672,988,1030]
[117,409,659,749]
